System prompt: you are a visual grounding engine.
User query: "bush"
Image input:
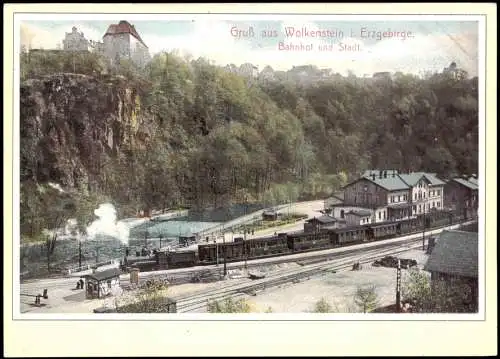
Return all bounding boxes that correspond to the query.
[207,297,253,313]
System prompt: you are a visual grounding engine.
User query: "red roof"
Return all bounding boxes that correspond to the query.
[103,20,148,48]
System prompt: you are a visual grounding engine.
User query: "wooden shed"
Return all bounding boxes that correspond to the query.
[262,209,279,221]
[84,268,122,299]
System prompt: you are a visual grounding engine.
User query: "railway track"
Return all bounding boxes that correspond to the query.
[174,239,424,312]
[123,220,473,287]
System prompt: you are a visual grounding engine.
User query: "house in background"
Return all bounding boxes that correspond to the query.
[344,209,373,226]
[424,230,478,312]
[304,215,344,232]
[443,175,479,219]
[102,20,151,68]
[63,26,91,51]
[59,21,151,68]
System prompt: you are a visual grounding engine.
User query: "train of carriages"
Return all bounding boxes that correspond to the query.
[120,209,471,273]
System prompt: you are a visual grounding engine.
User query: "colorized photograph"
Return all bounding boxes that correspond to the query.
[17,16,480,315]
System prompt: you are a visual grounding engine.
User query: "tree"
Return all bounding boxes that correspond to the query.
[43,229,59,272]
[402,268,477,313]
[207,297,253,313]
[354,285,379,313]
[312,297,334,313]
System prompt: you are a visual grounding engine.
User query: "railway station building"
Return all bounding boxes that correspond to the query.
[333,169,446,225]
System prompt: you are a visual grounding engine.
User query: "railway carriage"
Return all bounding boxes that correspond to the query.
[331,225,369,245]
[287,231,331,252]
[246,234,290,257]
[197,241,245,264]
[369,221,401,240]
[166,250,197,268]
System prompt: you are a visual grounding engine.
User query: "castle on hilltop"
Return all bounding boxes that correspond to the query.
[62,20,151,68]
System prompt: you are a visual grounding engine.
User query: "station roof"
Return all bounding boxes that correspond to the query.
[85,268,122,281]
[424,230,478,278]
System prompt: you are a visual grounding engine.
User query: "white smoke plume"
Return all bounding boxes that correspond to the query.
[86,203,129,245]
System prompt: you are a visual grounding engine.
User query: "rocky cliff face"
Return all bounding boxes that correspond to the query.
[20,73,153,189]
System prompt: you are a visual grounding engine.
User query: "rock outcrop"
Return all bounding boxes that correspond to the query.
[20,73,153,189]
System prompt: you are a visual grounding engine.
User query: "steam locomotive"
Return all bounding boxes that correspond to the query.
[120,209,468,273]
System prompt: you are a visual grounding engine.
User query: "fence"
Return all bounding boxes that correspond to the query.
[66,259,119,275]
[194,204,291,239]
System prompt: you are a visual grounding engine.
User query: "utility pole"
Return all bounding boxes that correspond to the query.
[223,234,227,277]
[396,259,401,312]
[422,201,426,251]
[215,239,219,267]
[78,238,82,269]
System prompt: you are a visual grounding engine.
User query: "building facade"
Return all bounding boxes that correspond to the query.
[61,22,151,68]
[443,176,478,219]
[344,209,373,226]
[63,26,91,51]
[338,169,446,224]
[103,21,151,68]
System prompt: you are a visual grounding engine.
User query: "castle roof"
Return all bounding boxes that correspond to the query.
[103,20,148,48]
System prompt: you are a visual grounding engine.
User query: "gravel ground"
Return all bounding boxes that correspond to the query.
[246,249,430,313]
[20,249,429,314]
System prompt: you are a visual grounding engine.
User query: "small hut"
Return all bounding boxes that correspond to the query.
[262,209,279,221]
[84,268,122,299]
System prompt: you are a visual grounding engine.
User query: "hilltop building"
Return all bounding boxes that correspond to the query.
[102,20,151,68]
[63,26,91,52]
[60,21,151,68]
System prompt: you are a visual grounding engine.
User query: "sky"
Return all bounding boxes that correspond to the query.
[20,18,479,77]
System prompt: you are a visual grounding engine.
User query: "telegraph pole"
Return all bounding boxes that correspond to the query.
[244,196,248,272]
[223,234,227,277]
[78,238,82,269]
[396,259,401,312]
[422,202,426,251]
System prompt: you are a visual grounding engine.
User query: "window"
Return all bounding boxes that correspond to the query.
[423,192,426,198]
[107,280,112,289]
[419,204,421,212]
[437,202,441,207]
[414,193,417,200]
[398,195,400,202]
[437,190,441,196]
[413,205,416,213]
[378,211,381,220]
[383,211,386,219]
[432,202,435,208]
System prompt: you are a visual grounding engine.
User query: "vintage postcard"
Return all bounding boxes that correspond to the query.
[4,3,497,358]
